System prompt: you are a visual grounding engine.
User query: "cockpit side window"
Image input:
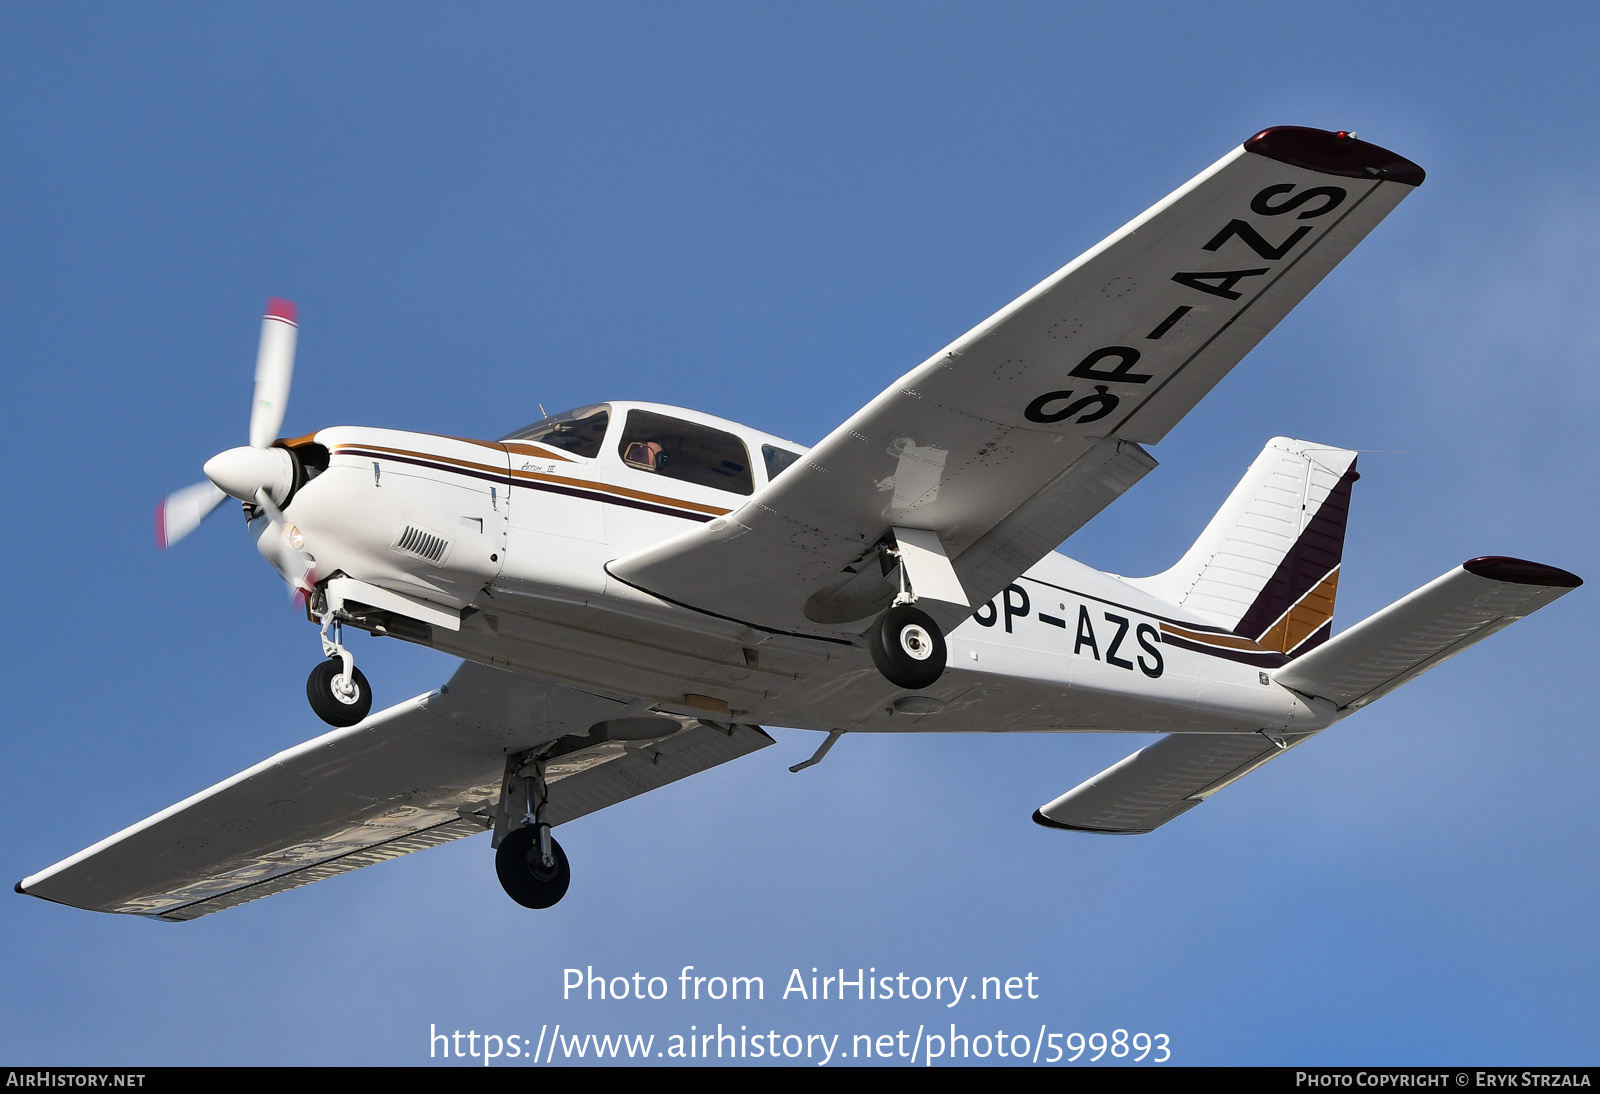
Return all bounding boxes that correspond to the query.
[501,404,610,459]
[617,410,754,495]
[762,444,802,481]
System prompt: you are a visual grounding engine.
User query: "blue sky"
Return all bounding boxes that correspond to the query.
[3,2,1597,1066]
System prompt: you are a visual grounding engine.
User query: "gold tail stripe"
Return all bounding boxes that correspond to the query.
[1256,567,1341,654]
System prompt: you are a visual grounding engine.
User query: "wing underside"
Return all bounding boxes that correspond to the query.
[1033,731,1314,834]
[19,662,772,921]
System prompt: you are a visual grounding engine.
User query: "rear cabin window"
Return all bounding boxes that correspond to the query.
[762,444,802,481]
[501,404,610,459]
[618,410,754,495]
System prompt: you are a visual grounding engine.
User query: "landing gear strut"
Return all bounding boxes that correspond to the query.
[495,758,571,909]
[306,612,372,727]
[867,538,950,690]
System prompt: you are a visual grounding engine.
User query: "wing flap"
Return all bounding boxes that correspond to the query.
[1033,731,1314,834]
[1272,557,1581,710]
[155,817,484,922]
[540,723,775,828]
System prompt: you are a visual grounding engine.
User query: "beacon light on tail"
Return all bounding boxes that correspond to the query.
[21,125,1579,920]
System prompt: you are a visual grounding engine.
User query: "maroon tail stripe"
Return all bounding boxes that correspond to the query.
[1232,464,1359,643]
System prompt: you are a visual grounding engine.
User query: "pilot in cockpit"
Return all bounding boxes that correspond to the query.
[622,439,667,472]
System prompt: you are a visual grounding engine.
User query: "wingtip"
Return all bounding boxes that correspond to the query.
[1463,556,1583,588]
[155,500,168,550]
[14,880,26,895]
[1244,126,1426,186]
[264,297,298,324]
[1032,809,1147,834]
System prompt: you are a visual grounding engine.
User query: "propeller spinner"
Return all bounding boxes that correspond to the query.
[156,298,299,548]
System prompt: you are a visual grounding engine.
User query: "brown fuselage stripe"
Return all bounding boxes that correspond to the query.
[1159,622,1269,651]
[1158,630,1289,668]
[334,443,508,480]
[329,445,727,523]
[1016,574,1292,667]
[508,469,730,516]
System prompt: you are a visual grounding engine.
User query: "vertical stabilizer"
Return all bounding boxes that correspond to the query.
[1124,437,1358,657]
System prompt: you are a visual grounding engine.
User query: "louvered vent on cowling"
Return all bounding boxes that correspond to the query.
[394,524,449,565]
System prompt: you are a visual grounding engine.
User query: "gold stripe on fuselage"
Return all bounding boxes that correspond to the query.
[330,441,733,520]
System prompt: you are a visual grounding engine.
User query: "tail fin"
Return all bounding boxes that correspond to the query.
[1125,437,1358,657]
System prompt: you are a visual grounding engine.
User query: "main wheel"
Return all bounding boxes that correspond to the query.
[869,603,947,690]
[306,658,373,727]
[495,827,571,909]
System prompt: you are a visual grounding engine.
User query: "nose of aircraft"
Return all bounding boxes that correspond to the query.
[204,445,295,505]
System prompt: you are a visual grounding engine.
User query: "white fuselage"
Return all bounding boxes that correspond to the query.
[270,403,1333,740]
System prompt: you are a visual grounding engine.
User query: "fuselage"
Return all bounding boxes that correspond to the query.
[267,401,1333,739]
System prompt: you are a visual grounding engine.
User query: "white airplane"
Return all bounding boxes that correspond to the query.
[18,126,1580,919]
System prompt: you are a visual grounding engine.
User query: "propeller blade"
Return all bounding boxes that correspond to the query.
[248,297,297,448]
[156,481,227,549]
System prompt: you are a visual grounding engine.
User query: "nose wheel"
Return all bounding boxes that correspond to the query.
[306,611,373,727]
[307,658,372,727]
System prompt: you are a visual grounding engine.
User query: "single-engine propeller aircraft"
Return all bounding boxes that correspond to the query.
[19,126,1581,919]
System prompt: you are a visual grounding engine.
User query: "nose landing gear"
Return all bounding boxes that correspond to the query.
[306,612,372,727]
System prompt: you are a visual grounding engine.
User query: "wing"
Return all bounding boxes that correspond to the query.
[18,662,772,920]
[1033,731,1315,834]
[611,127,1424,637]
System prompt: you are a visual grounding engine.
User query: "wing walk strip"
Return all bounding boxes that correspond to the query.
[330,443,729,522]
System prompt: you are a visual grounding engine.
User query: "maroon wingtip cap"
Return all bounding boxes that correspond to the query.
[264,297,298,324]
[1462,556,1583,588]
[1244,126,1426,186]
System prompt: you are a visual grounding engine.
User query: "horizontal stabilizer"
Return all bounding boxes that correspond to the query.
[1034,731,1314,834]
[1272,556,1581,711]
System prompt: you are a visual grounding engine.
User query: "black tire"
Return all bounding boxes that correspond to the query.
[495,827,571,909]
[306,658,373,727]
[869,603,947,690]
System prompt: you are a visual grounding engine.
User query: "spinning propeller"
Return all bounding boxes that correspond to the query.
[155,298,300,548]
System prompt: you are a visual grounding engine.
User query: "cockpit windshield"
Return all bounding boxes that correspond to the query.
[501,404,610,459]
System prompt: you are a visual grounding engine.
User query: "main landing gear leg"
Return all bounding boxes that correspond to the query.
[868,552,949,690]
[306,609,373,727]
[495,756,571,910]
